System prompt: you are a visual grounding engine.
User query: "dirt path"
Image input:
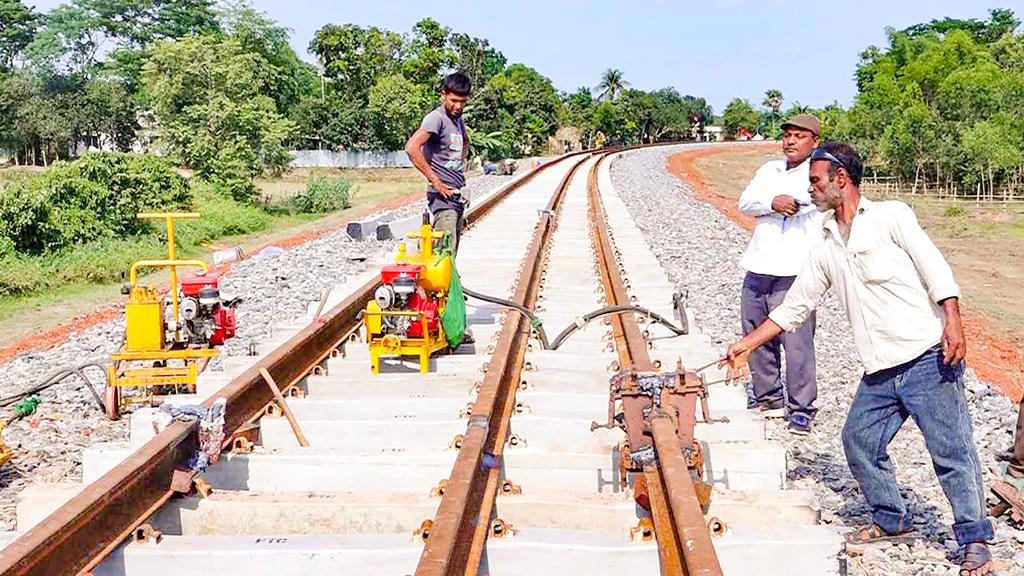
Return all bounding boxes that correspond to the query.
[667,145,1024,402]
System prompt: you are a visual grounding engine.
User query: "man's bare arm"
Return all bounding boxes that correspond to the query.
[405,129,452,198]
[719,319,785,384]
[939,297,966,365]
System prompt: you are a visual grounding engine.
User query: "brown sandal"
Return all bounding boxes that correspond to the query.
[959,543,995,576]
[844,523,916,545]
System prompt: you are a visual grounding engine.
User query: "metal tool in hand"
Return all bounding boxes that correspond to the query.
[691,357,728,375]
[781,199,810,231]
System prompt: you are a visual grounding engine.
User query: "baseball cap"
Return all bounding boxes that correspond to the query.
[781,114,820,137]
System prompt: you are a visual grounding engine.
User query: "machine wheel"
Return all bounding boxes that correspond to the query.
[104,384,121,421]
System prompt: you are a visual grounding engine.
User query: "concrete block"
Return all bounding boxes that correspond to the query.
[376,214,423,241]
[346,214,386,241]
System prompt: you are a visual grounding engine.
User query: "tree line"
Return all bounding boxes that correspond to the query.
[0,1,716,193]
[720,9,1024,194]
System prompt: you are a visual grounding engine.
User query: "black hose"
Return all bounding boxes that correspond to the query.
[462,287,688,351]
[547,304,687,350]
[462,287,550,348]
[0,362,107,412]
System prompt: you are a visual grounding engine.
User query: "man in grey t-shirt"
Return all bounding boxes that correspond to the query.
[405,72,472,254]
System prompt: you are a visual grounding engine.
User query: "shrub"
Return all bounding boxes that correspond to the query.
[944,204,966,218]
[177,180,272,243]
[0,178,52,254]
[0,152,191,253]
[47,237,168,285]
[0,253,46,297]
[293,176,352,213]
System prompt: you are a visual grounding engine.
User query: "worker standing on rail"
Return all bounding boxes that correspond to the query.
[721,142,995,576]
[736,113,823,435]
[405,71,472,256]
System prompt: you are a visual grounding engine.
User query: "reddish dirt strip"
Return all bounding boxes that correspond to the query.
[667,145,1024,403]
[0,189,425,368]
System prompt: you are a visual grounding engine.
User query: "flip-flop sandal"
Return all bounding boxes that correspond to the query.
[959,542,994,576]
[996,462,1024,492]
[844,523,917,546]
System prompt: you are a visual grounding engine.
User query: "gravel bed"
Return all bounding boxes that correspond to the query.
[0,172,513,532]
[610,145,1024,575]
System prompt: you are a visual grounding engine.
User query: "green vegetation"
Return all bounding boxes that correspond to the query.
[293,176,352,214]
[837,9,1024,191]
[0,152,189,252]
[144,34,297,201]
[730,9,1024,197]
[722,99,761,140]
[0,150,349,298]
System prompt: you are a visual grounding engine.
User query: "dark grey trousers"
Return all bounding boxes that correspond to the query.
[1010,398,1024,477]
[741,272,818,418]
[432,209,463,255]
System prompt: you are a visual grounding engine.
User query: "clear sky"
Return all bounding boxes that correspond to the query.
[27,0,1024,113]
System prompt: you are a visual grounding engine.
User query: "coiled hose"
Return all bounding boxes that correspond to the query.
[0,362,107,412]
[462,287,688,351]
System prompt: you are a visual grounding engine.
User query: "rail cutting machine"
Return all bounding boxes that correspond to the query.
[105,212,238,419]
[364,217,454,374]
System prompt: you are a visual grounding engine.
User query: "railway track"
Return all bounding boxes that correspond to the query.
[0,145,843,575]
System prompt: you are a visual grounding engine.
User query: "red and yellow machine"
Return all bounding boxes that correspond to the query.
[105,213,238,419]
[364,219,453,374]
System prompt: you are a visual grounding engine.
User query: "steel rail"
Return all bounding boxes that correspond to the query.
[586,151,722,576]
[0,151,590,576]
[415,153,592,576]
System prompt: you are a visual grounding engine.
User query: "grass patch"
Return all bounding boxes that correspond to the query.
[0,165,425,347]
[692,150,783,198]
[690,147,1024,347]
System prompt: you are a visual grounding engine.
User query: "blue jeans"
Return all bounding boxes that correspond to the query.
[842,345,993,545]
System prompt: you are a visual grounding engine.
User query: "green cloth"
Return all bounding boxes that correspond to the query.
[441,258,466,349]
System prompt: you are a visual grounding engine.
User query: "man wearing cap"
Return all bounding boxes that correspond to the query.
[736,113,823,434]
[722,142,994,576]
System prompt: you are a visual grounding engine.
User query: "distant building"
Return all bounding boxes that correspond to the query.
[694,125,724,142]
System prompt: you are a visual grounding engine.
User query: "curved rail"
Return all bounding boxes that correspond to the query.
[0,150,591,576]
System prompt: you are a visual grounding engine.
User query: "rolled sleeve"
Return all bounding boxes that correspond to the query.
[887,202,961,303]
[768,250,831,331]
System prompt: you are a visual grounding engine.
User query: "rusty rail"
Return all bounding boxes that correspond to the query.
[0,151,590,576]
[586,151,722,576]
[415,153,592,576]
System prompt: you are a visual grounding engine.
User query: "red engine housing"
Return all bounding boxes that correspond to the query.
[380,263,439,337]
[179,270,236,345]
[210,307,236,345]
[180,271,220,297]
[405,292,440,337]
[380,263,422,285]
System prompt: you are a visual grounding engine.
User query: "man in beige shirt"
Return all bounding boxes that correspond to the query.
[721,142,994,576]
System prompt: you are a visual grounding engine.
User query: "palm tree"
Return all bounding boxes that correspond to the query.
[762,89,784,137]
[596,68,629,103]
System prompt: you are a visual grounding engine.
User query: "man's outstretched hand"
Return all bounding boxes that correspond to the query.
[718,343,752,386]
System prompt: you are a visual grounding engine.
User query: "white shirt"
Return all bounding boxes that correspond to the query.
[768,197,961,374]
[738,159,825,276]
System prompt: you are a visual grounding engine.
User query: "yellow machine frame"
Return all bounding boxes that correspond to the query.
[365,222,452,374]
[106,212,220,418]
[0,423,12,467]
